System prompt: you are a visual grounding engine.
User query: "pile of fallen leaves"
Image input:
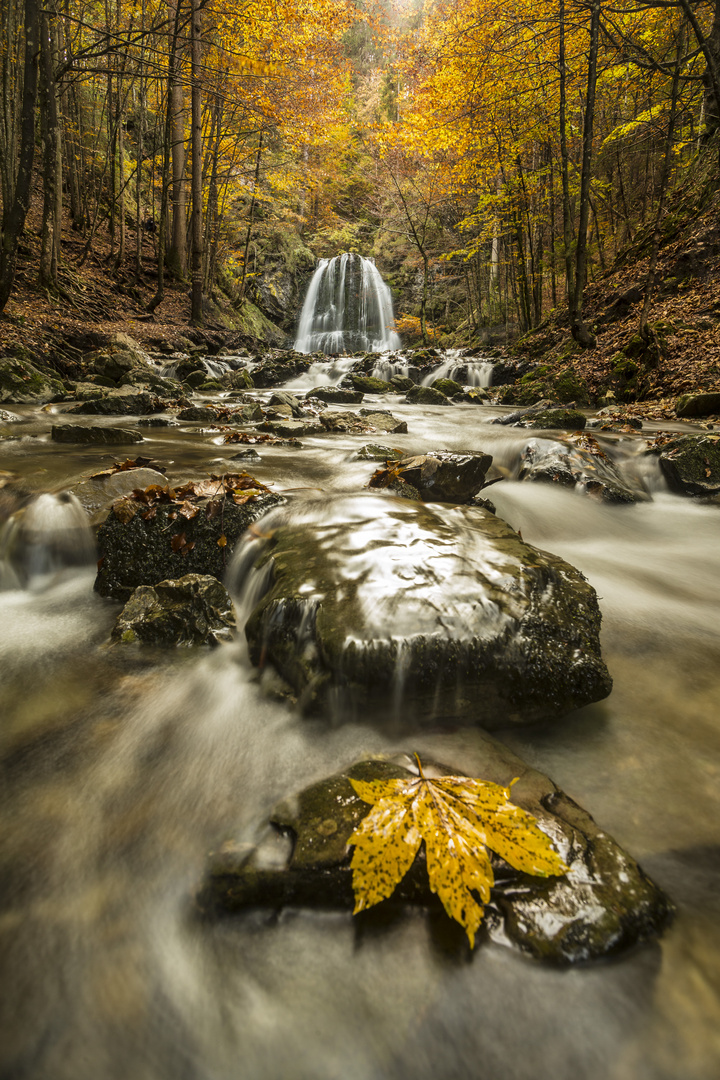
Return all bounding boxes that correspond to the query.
[349,755,567,947]
[110,473,272,555]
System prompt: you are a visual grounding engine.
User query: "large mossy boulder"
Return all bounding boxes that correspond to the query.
[346,374,394,394]
[647,433,720,496]
[111,574,236,647]
[83,346,149,384]
[95,475,283,600]
[0,357,64,404]
[232,492,612,728]
[524,408,586,431]
[251,353,312,388]
[307,386,364,405]
[197,746,672,964]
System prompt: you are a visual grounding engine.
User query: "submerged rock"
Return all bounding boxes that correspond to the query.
[197,748,672,964]
[111,574,236,647]
[355,443,405,461]
[231,492,612,727]
[521,408,586,432]
[257,419,323,438]
[518,436,648,504]
[647,433,720,496]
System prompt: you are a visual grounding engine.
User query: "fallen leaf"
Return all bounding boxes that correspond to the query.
[348,755,567,948]
[217,534,227,547]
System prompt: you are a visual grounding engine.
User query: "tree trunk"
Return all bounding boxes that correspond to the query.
[559,0,575,310]
[168,0,187,277]
[189,0,203,324]
[0,0,40,313]
[571,0,600,348]
[39,5,61,290]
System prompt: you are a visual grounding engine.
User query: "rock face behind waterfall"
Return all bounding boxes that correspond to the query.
[294,253,402,354]
[232,493,612,728]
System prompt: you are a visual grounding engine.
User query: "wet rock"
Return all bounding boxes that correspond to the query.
[111,574,236,647]
[51,425,143,445]
[270,391,303,417]
[647,433,720,496]
[230,448,261,461]
[138,417,175,427]
[95,483,283,600]
[491,400,558,426]
[224,369,255,391]
[378,451,493,503]
[355,443,405,461]
[346,374,394,394]
[83,345,150,383]
[453,387,490,404]
[319,410,408,435]
[675,392,720,418]
[0,357,65,404]
[120,369,184,396]
[518,437,647,504]
[251,355,312,388]
[234,492,612,728]
[228,404,263,423]
[264,404,294,420]
[197,748,672,964]
[0,409,22,423]
[68,388,162,416]
[257,419,323,438]
[390,375,415,392]
[405,384,453,406]
[307,386,364,405]
[430,378,463,397]
[522,408,586,431]
[71,467,169,521]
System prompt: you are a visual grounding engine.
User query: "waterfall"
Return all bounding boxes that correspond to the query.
[295,253,401,354]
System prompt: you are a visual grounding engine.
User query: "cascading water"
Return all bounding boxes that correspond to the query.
[295,253,402,354]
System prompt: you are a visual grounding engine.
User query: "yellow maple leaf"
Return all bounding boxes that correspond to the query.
[348,756,568,948]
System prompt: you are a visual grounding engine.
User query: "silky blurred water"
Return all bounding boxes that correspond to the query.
[1,393,719,1080]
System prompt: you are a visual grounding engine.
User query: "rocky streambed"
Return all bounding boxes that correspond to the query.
[0,336,719,1080]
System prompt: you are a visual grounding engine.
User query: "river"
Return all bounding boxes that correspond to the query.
[1,381,719,1080]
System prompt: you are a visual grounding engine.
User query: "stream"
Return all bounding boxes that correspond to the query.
[1,376,719,1080]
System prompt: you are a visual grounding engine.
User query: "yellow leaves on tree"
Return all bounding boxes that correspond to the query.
[348,755,567,947]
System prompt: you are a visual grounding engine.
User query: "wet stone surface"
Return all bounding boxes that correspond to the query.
[233,492,612,728]
[111,573,236,647]
[197,749,673,964]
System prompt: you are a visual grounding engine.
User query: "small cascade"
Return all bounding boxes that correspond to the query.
[421,353,494,387]
[370,355,417,382]
[295,253,401,354]
[0,492,96,589]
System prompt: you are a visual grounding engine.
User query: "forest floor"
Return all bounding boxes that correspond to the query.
[3,180,720,419]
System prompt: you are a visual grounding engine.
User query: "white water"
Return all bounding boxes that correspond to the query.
[0,397,719,1080]
[295,253,402,354]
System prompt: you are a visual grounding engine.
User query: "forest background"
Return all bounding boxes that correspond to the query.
[2,0,720,403]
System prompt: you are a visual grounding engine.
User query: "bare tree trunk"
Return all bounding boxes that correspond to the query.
[0,0,40,313]
[571,0,600,348]
[39,4,61,290]
[168,0,187,277]
[559,0,575,310]
[189,0,203,324]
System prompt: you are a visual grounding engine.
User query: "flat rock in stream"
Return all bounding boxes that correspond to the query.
[233,492,612,727]
[308,386,364,405]
[196,749,672,964]
[51,424,144,445]
[518,436,648,503]
[111,574,235,647]
[319,410,407,435]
